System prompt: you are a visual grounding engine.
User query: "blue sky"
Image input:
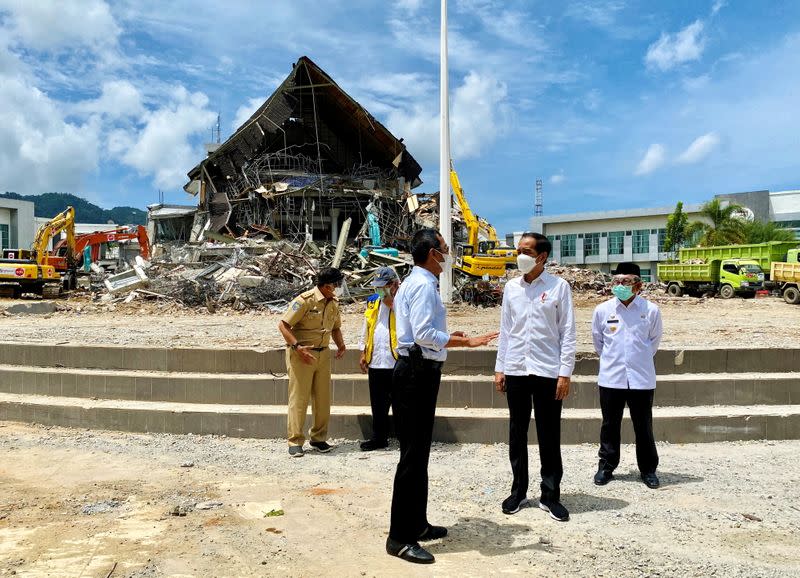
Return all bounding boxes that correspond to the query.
[1,1,799,235]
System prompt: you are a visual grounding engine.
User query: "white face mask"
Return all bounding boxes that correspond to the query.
[516,253,537,274]
[333,284,345,298]
[434,249,453,269]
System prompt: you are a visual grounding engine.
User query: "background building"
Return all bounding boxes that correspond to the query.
[0,197,35,252]
[524,189,800,281]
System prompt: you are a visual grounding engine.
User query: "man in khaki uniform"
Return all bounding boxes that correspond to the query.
[278,267,347,457]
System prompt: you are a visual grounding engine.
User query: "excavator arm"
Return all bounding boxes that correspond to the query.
[449,161,480,249]
[32,207,75,267]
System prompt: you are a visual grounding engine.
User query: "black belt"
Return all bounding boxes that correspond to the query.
[399,345,444,370]
[289,346,327,351]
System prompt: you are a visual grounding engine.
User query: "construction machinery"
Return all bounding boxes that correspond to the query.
[769,248,800,304]
[0,207,75,298]
[477,217,517,267]
[449,162,508,278]
[50,225,151,275]
[657,241,799,299]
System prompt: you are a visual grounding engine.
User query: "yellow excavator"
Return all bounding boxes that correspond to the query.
[477,217,517,267]
[0,206,75,298]
[449,162,509,277]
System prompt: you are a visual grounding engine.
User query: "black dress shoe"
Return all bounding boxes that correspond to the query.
[360,439,389,451]
[418,524,447,541]
[641,472,660,489]
[594,469,614,486]
[386,537,435,564]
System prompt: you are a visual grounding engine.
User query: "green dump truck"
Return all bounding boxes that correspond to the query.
[657,259,764,298]
[770,248,800,304]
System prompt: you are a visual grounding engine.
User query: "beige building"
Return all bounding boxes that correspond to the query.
[524,189,800,282]
[0,197,36,253]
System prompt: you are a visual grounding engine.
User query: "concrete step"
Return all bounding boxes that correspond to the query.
[1,392,797,444]
[1,365,798,409]
[1,341,798,376]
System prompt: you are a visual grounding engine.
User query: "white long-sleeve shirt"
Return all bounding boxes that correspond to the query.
[495,272,577,378]
[395,266,449,362]
[592,295,663,390]
[357,300,396,370]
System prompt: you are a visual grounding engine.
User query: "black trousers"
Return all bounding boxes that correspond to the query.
[388,355,441,543]
[506,374,563,504]
[367,367,393,442]
[598,386,659,475]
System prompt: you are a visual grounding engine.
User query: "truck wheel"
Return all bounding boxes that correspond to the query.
[720,284,735,299]
[667,284,683,297]
[784,286,800,305]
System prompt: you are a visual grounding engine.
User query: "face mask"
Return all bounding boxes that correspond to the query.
[333,284,345,298]
[516,254,536,274]
[612,284,634,301]
[376,288,386,299]
[434,249,453,268]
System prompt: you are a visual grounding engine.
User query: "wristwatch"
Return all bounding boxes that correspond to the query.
[290,343,298,350]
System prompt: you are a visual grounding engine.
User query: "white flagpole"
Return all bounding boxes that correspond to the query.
[439,0,453,302]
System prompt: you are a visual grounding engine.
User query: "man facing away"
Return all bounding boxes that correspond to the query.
[278,267,347,458]
[386,228,498,565]
[358,267,401,451]
[494,232,576,522]
[592,262,663,489]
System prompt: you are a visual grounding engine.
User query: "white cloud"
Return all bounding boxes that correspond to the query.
[0,72,100,192]
[73,80,145,120]
[385,71,509,168]
[232,97,264,132]
[118,86,216,189]
[0,0,119,51]
[397,0,424,14]
[566,1,625,29]
[634,143,666,175]
[645,20,706,71]
[711,0,726,16]
[676,132,720,164]
[549,171,566,185]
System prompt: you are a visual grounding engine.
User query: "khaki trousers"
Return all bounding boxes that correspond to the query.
[286,347,331,446]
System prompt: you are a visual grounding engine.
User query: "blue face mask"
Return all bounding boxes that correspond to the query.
[612,284,635,301]
[376,288,386,299]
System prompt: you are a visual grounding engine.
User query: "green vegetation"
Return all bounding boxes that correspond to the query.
[0,192,146,225]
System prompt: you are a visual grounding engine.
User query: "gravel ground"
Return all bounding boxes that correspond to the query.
[1,295,799,350]
[1,422,798,577]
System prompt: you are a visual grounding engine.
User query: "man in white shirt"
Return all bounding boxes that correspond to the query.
[591,262,663,489]
[357,267,401,451]
[386,228,498,565]
[494,232,576,522]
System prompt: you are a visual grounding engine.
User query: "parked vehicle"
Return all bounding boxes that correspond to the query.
[770,249,800,304]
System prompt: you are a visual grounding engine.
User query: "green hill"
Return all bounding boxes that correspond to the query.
[0,192,147,225]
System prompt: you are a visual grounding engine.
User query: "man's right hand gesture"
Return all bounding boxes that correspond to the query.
[494,371,506,393]
[467,332,499,347]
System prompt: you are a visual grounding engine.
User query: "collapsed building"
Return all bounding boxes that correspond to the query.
[182,56,423,247]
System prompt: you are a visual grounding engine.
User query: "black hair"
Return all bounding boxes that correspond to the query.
[520,232,552,258]
[316,267,344,287]
[411,228,442,264]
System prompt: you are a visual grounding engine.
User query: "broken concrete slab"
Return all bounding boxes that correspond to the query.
[5,302,58,315]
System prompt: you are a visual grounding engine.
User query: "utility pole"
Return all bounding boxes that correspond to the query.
[439,0,452,302]
[535,178,543,217]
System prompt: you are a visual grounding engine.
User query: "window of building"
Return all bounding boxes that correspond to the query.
[584,232,600,256]
[608,231,624,255]
[0,224,8,251]
[632,229,650,253]
[640,268,652,282]
[775,221,800,240]
[657,228,667,252]
[561,234,577,257]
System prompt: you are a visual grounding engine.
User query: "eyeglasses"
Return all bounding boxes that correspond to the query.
[612,276,641,286]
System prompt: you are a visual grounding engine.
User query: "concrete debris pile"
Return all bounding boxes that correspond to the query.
[544,263,613,294]
[91,237,412,312]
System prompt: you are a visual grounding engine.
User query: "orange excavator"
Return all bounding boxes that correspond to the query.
[50,225,150,276]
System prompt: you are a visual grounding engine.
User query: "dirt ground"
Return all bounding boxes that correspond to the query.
[1,422,799,578]
[1,295,799,350]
